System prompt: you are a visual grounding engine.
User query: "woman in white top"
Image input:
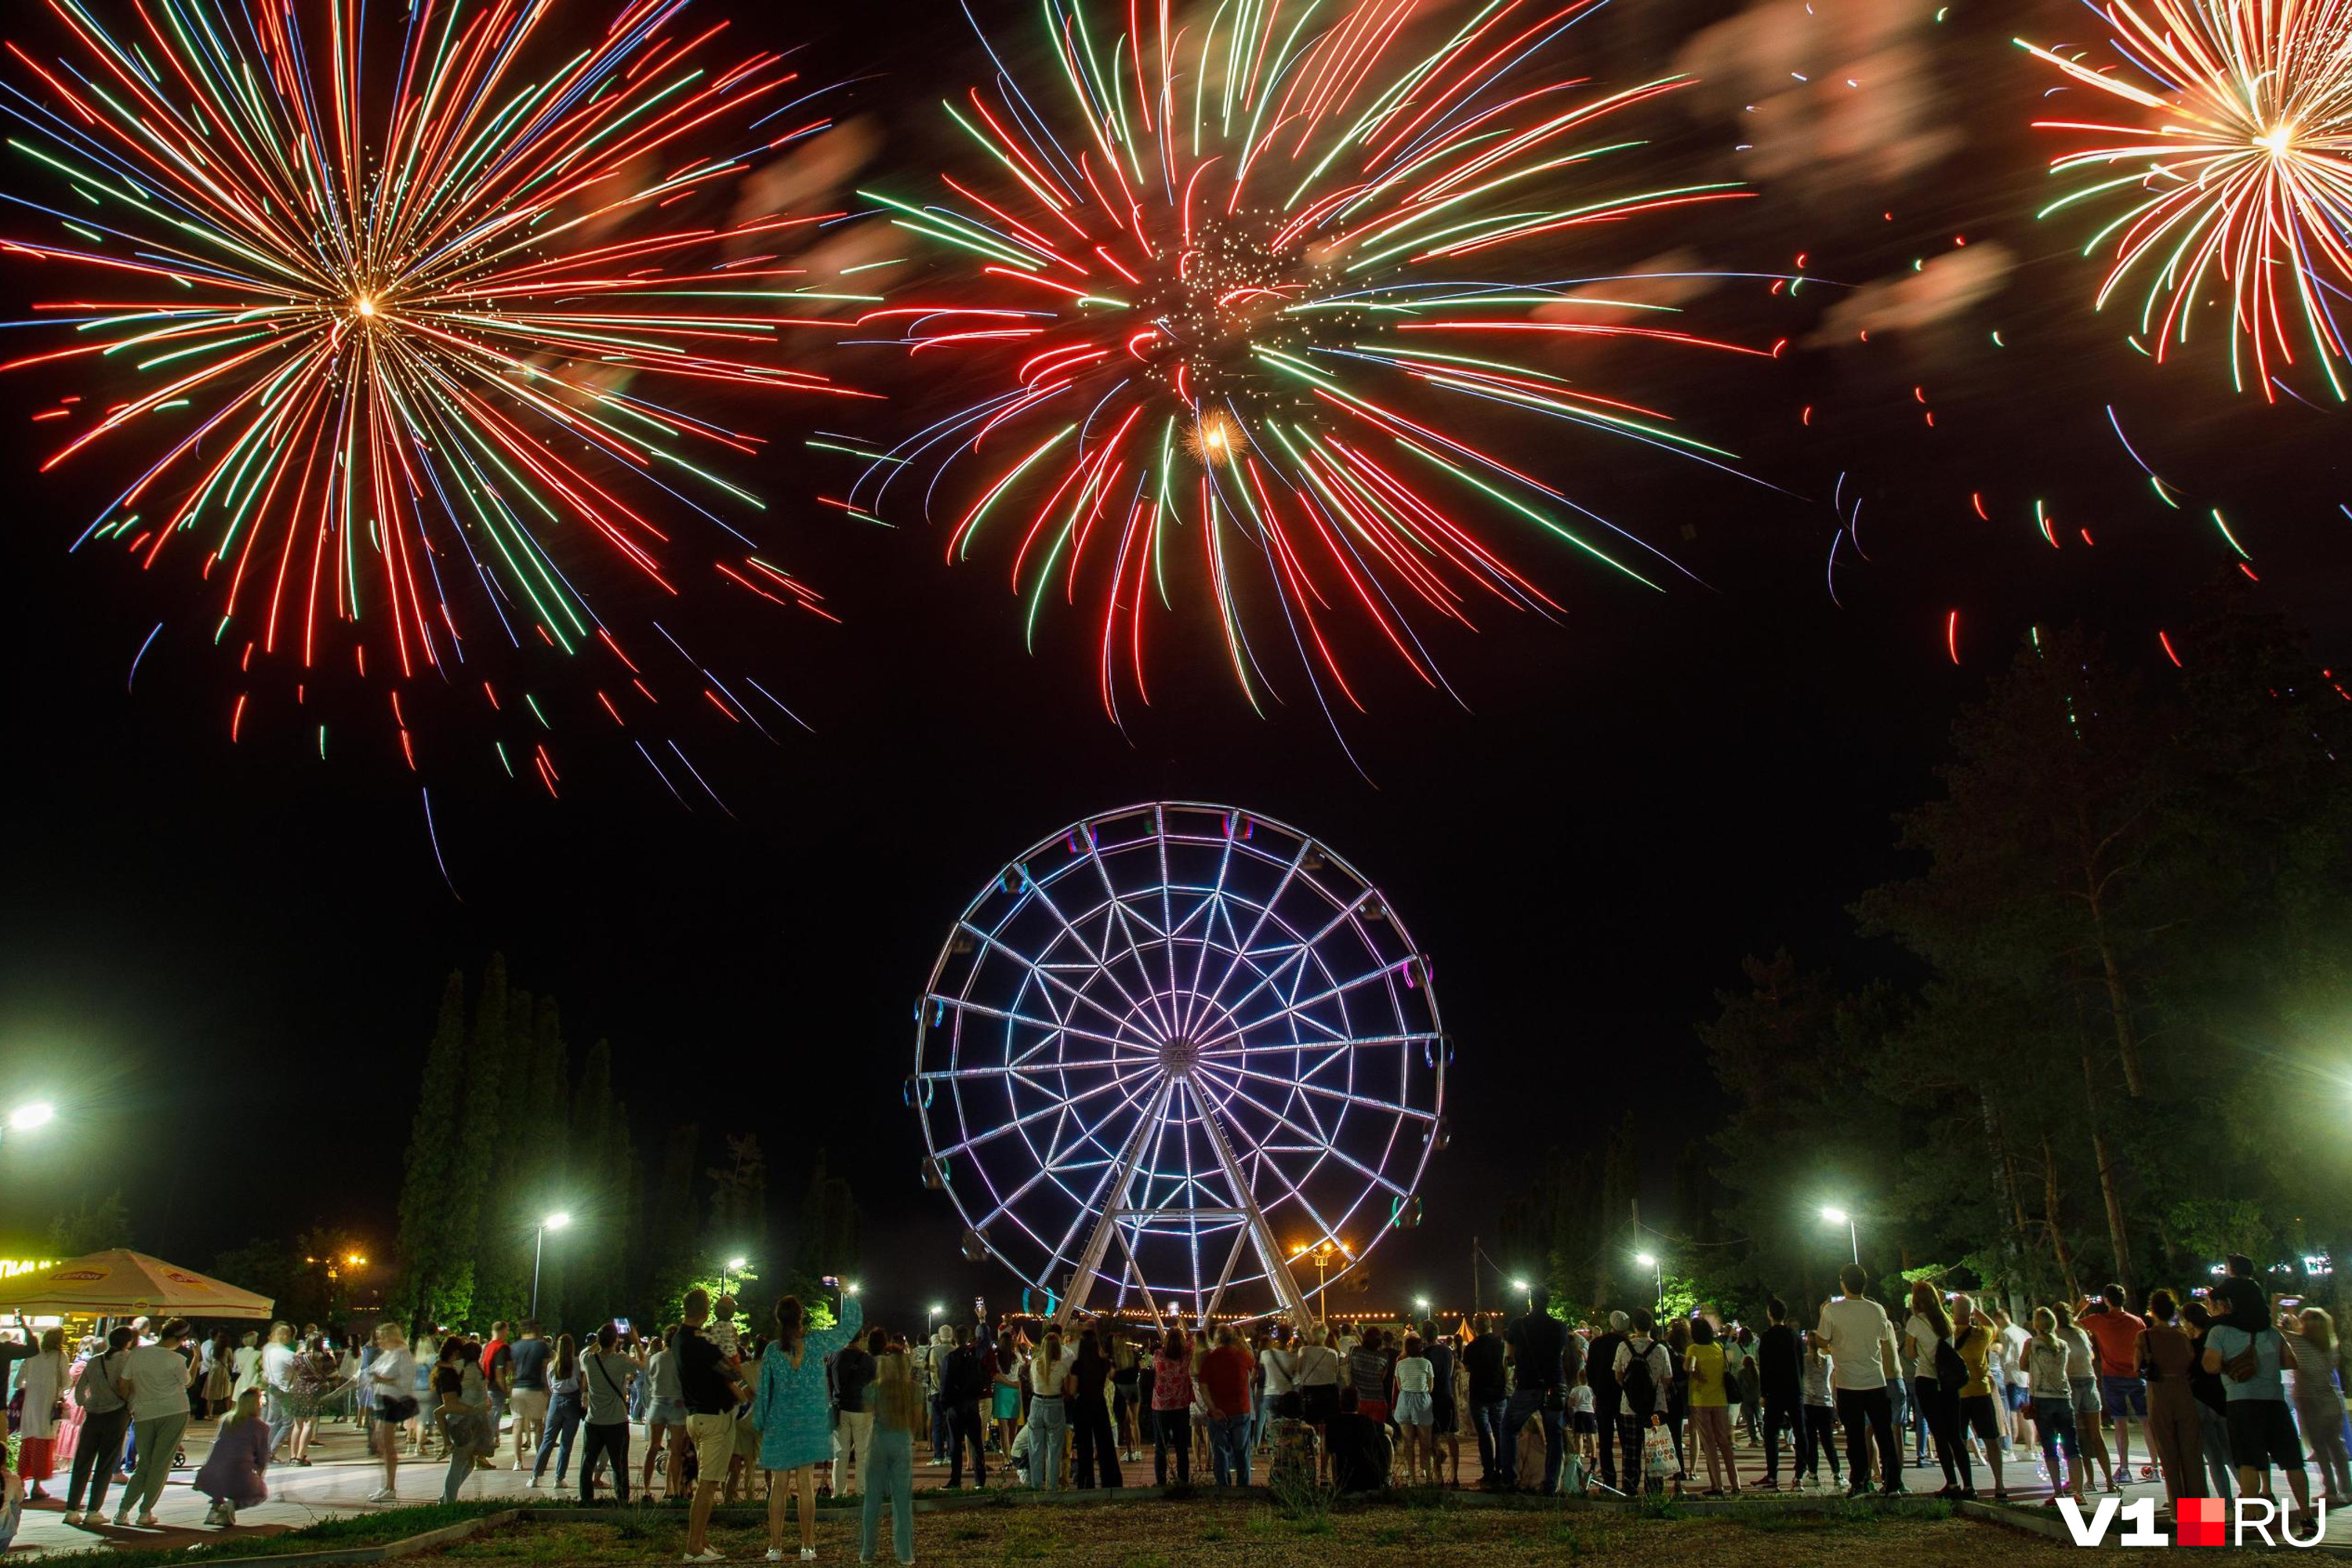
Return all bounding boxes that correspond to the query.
[1026,1331,1073,1495]
[364,1323,419,1503]
[1259,1331,1300,1421]
[2050,1304,2116,1491]
[1293,1326,1343,1482]
[12,1329,71,1500]
[1392,1334,1436,1484]
[230,1331,263,1401]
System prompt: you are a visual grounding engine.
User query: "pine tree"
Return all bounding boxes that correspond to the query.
[394,970,474,1330]
[648,1123,706,1325]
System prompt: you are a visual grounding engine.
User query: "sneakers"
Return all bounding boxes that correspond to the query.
[112,1507,132,1527]
[367,1486,396,1503]
[136,1514,162,1528]
[768,1551,786,1563]
[682,1549,726,1563]
[63,1512,83,1527]
[801,1552,818,1563]
[528,1476,543,1489]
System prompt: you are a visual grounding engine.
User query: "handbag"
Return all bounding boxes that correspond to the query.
[2220,1330,2264,1384]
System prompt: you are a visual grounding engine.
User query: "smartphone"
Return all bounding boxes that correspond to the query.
[973,1296,986,1316]
[614,1317,632,1335]
[2277,1296,2303,1310]
[822,1275,840,1289]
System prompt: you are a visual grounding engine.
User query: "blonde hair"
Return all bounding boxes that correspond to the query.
[870,1351,924,1433]
[2300,1307,2338,1359]
[225,1388,264,1427]
[376,1322,408,1348]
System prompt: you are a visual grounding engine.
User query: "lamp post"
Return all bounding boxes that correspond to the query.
[720,1255,747,1298]
[0,1100,55,1155]
[1290,1239,1348,1302]
[1821,1206,1860,1267]
[1635,1252,1663,1311]
[1414,1294,1432,1325]
[927,1302,945,1340]
[532,1212,572,1318]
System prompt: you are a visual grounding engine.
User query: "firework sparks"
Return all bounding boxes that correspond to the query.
[2019,0,2352,399]
[855,0,1768,725]
[2,0,867,787]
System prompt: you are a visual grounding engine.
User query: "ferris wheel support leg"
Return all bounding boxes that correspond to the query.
[1198,1096,1316,1330]
[1054,1078,1174,1333]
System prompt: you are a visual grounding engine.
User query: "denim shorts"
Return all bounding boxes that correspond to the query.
[2099,1374,2147,1421]
[1393,1390,1433,1427]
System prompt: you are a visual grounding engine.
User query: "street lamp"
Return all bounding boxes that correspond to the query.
[927,1302,945,1339]
[720,1255,748,1298]
[1635,1252,1663,1310]
[532,1212,572,1318]
[0,1099,55,1153]
[1821,1206,1859,1267]
[1414,1294,1432,1323]
[1290,1238,1349,1301]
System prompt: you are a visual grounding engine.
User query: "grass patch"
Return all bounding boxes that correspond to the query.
[38,1502,517,1567]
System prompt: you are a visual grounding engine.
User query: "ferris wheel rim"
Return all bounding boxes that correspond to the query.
[913,801,1446,1314]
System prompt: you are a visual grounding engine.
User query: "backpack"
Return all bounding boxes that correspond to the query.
[1936,1327,1970,1396]
[1620,1340,1664,1417]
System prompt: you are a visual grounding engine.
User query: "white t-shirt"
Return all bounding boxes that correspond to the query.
[122,1343,193,1419]
[1294,1345,1341,1388]
[1395,1356,1433,1394]
[1816,1297,1894,1391]
[1904,1314,1944,1380]
[368,1345,418,1402]
[2060,1327,2095,1382]
[263,1341,300,1392]
[1259,1346,1297,1396]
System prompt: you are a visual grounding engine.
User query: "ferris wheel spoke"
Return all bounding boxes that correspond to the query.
[1184,837,1314,1035]
[1012,873,1173,1036]
[1196,896,1374,1032]
[1174,844,1240,1037]
[957,920,1157,1044]
[1203,1068,1414,1200]
[1078,819,1180,1040]
[923,994,1150,1061]
[1206,1062,1436,1120]
[1195,1029,1439,1060]
[1200,960,1415,1051]
[931,1059,1163,1160]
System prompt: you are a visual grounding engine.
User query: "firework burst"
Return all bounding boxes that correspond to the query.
[853,0,1768,724]
[2020,0,2352,399]
[2,0,866,794]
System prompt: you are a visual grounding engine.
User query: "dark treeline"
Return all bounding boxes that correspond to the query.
[208,955,862,1335]
[1503,590,2351,1322]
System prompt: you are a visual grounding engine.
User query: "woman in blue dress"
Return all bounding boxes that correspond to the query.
[757,1293,864,1563]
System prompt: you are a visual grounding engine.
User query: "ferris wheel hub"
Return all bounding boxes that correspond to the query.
[1157,1036,1201,1077]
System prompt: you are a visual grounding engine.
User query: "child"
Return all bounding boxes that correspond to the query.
[196,1389,274,1526]
[434,1365,495,1505]
[709,1295,742,1362]
[1570,1370,1599,1473]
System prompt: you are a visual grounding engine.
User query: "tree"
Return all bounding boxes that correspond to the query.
[46,1189,132,1256]
[393,968,477,1329]
[788,1146,858,1305]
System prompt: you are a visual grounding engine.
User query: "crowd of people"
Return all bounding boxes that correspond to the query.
[4,1256,2343,1557]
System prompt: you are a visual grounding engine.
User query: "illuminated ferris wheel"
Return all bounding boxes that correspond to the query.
[910,802,1447,1325]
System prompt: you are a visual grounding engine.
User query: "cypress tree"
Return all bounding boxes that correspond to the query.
[395,968,474,1330]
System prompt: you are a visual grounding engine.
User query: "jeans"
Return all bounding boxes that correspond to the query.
[834,1410,874,1494]
[1073,1392,1122,1487]
[1835,1385,1900,1493]
[1028,1396,1068,1494]
[534,1393,583,1482]
[267,1388,295,1457]
[1152,1407,1192,1485]
[1209,1412,1251,1486]
[124,1411,188,1516]
[946,1399,986,1486]
[580,1421,630,1503]
[443,1436,481,1504]
[929,1392,950,1463]
[1472,1398,1509,1481]
[1802,1403,1842,1481]
[1501,1390,1565,1494]
[1762,1394,1802,1484]
[2194,1402,2235,1500]
[860,1428,914,1566]
[67,1406,131,1513]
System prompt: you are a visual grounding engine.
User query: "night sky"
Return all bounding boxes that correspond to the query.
[3,0,2348,1328]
